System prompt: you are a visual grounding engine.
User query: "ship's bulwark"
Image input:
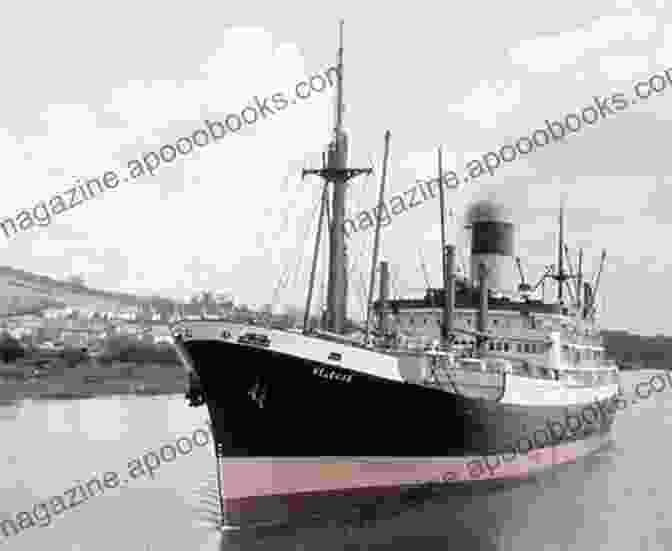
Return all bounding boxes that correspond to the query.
[180,337,616,527]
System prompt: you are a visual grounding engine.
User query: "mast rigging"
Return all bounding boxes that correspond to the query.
[365,130,391,342]
[301,20,372,334]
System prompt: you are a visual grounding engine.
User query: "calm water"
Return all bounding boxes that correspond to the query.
[1,370,670,550]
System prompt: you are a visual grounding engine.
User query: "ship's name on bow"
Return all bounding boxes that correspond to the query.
[313,367,352,383]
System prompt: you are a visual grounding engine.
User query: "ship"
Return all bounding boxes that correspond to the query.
[170,22,621,529]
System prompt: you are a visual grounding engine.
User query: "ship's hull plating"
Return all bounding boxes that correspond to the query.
[175,323,619,528]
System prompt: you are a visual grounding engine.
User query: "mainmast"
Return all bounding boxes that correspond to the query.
[301,21,372,334]
[552,199,570,306]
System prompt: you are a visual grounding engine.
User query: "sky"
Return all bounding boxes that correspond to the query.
[0,0,669,335]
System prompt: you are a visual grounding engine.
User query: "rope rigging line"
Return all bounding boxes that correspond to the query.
[347,172,375,323]
[389,263,403,300]
[348,249,369,323]
[291,188,324,290]
[317,195,329,321]
[271,177,324,312]
[315,187,332,321]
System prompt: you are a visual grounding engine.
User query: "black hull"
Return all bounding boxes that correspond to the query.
[182,339,616,458]
[174,326,619,528]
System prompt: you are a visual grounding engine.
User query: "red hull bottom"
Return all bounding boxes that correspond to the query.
[218,434,609,529]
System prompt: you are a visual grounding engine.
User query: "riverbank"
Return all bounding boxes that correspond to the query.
[0,362,187,400]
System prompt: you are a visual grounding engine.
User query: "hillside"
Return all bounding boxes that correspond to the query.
[0,265,666,368]
[0,266,178,316]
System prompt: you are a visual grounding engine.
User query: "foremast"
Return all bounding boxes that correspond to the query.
[302,20,372,334]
